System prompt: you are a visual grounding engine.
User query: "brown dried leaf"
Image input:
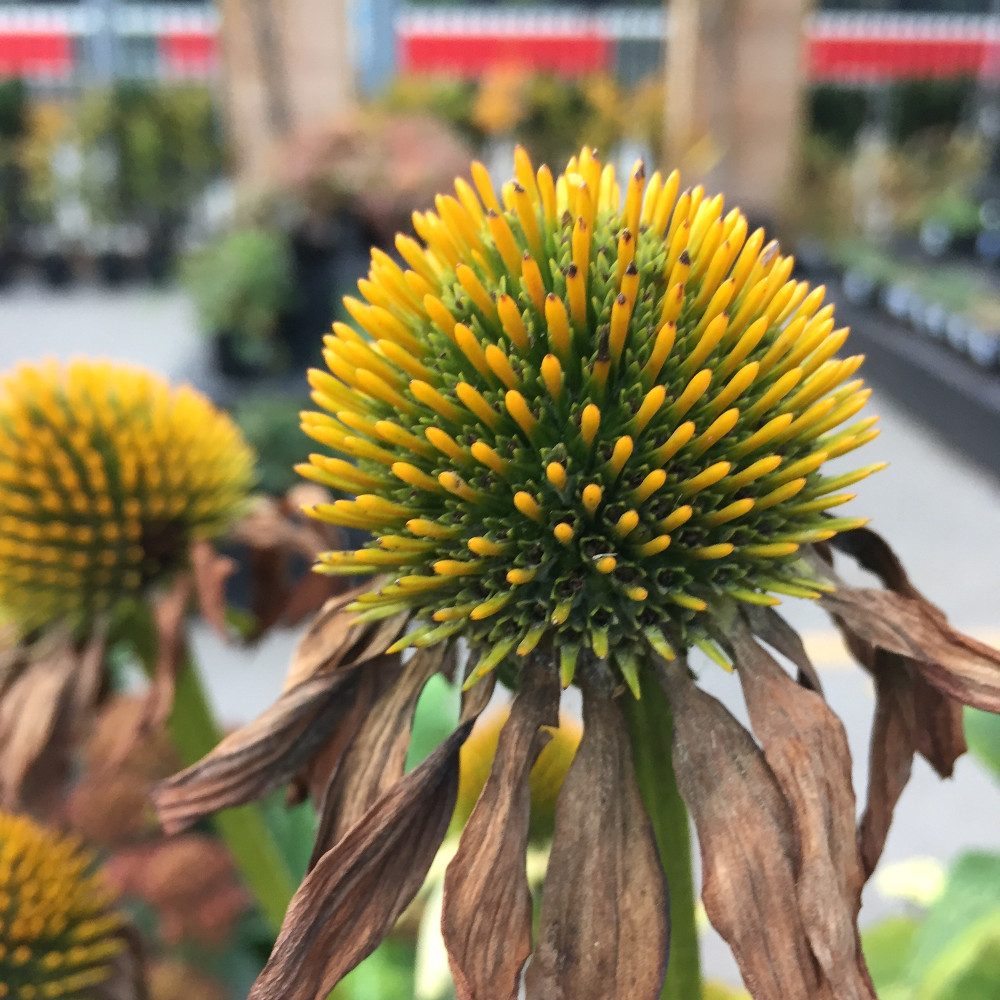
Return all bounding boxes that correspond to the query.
[730,619,873,1000]
[191,540,237,639]
[820,588,1000,713]
[310,645,449,863]
[659,659,822,1000]
[525,682,668,1000]
[444,662,560,1000]
[98,924,150,1000]
[247,682,492,1000]
[857,649,917,880]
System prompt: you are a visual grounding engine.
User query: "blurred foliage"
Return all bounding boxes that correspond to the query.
[77,83,224,223]
[181,226,293,339]
[862,709,1000,999]
[231,393,312,496]
[371,71,664,167]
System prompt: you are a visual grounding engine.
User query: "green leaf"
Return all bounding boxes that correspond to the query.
[405,673,460,772]
[964,707,1000,785]
[862,915,920,994]
[905,852,1000,998]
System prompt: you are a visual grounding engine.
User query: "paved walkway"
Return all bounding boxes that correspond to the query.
[2,283,999,984]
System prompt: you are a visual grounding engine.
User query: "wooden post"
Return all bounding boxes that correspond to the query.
[218,0,355,182]
[665,0,810,227]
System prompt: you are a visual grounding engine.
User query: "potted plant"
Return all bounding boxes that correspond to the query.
[182,225,295,378]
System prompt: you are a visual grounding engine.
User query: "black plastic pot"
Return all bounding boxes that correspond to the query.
[96,251,131,286]
[38,252,73,288]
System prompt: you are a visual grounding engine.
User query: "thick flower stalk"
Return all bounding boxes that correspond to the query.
[156,148,1000,1000]
[299,147,877,689]
[0,810,125,999]
[0,359,254,633]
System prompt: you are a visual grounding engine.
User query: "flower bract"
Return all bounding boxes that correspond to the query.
[0,810,124,999]
[302,146,881,689]
[0,360,254,632]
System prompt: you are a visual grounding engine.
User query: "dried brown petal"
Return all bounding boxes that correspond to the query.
[820,588,1000,713]
[525,682,668,1000]
[97,924,150,1000]
[444,661,560,1000]
[0,629,105,811]
[154,594,408,834]
[857,649,917,880]
[659,659,822,1000]
[729,619,873,1000]
[310,645,451,863]
[247,680,493,1000]
[191,540,237,639]
[742,605,824,695]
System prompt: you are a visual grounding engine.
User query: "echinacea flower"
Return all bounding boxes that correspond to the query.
[0,809,138,1000]
[0,360,254,807]
[156,147,1000,1000]
[0,359,253,632]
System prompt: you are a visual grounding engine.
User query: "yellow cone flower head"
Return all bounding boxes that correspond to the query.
[301,147,882,692]
[0,360,254,632]
[0,810,124,999]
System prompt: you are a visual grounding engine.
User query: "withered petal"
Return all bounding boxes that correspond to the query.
[247,680,493,1000]
[443,660,560,1000]
[658,659,823,1000]
[191,540,237,640]
[525,681,668,1000]
[153,659,372,834]
[282,582,403,691]
[97,923,150,1000]
[857,649,917,880]
[820,588,1000,713]
[729,619,873,1000]
[0,629,105,811]
[742,605,825,695]
[310,644,452,864]
[911,671,966,778]
[154,593,408,834]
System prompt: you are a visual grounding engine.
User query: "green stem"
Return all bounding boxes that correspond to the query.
[623,671,702,1000]
[124,604,296,937]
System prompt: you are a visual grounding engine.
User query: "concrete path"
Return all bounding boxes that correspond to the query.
[2,283,999,985]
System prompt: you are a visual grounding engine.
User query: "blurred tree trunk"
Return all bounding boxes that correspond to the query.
[219,0,355,183]
[665,0,810,229]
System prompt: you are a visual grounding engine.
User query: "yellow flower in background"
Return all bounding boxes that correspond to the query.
[0,810,124,999]
[0,360,254,632]
[301,146,881,692]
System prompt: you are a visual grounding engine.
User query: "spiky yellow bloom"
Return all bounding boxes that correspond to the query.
[0,360,254,631]
[0,811,124,999]
[302,148,881,690]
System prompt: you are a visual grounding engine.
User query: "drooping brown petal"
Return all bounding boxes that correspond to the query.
[191,540,238,639]
[98,924,150,1000]
[911,671,967,778]
[231,488,346,638]
[820,588,1000,713]
[829,527,925,600]
[310,644,453,863]
[247,678,494,1000]
[281,582,400,690]
[154,656,384,834]
[742,605,825,695]
[856,649,917,880]
[729,618,873,1000]
[444,660,560,1000]
[658,658,823,1000]
[526,680,668,1000]
[138,572,196,742]
[154,588,408,833]
[0,629,105,811]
